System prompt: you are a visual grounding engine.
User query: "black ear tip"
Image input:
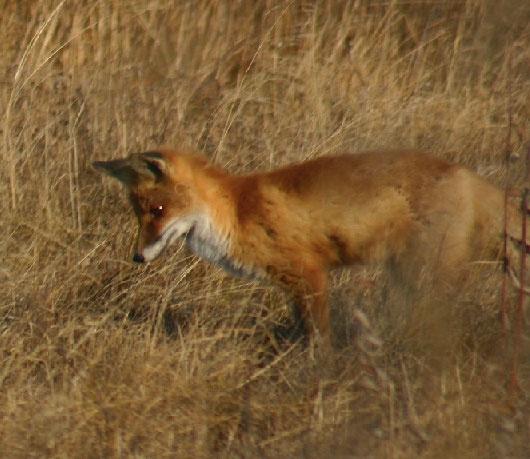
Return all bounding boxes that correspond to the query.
[92,161,106,170]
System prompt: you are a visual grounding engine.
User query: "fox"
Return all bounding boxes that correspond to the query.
[93,149,528,346]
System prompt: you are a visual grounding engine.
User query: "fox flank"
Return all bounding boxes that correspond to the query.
[93,149,528,345]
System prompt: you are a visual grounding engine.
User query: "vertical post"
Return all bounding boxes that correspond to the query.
[511,148,530,391]
[500,186,510,334]
[500,44,513,336]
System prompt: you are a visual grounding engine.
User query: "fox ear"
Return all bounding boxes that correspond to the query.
[92,159,140,186]
[138,151,168,181]
[93,152,168,186]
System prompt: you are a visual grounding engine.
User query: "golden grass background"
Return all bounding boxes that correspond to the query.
[1,1,529,457]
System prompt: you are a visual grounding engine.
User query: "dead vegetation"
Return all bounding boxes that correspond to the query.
[1,1,529,457]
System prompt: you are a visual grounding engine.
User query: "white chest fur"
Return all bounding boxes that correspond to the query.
[184,214,257,279]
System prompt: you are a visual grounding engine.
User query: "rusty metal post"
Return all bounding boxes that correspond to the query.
[511,148,530,391]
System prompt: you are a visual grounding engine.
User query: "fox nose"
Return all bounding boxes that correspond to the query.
[132,253,145,263]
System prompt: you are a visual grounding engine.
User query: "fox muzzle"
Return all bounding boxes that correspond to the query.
[132,253,145,263]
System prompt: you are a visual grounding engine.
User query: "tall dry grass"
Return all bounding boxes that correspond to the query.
[1,1,529,457]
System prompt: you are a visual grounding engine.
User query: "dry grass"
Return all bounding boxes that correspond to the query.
[1,1,530,457]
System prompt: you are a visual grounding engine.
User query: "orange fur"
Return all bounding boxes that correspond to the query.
[94,149,527,345]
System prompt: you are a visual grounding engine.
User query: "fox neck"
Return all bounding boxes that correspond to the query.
[184,172,256,278]
[184,214,252,278]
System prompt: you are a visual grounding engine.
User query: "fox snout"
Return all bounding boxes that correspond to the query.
[132,253,145,263]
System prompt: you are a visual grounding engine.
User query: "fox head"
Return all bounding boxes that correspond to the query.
[93,151,202,263]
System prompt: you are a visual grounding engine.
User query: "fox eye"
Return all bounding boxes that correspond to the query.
[149,205,164,218]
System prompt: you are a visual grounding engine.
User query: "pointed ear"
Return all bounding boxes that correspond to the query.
[92,159,140,187]
[93,152,169,186]
[137,151,168,181]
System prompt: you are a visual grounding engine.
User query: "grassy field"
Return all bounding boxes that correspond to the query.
[1,1,529,457]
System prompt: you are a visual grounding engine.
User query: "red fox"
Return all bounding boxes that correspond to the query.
[93,149,527,345]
